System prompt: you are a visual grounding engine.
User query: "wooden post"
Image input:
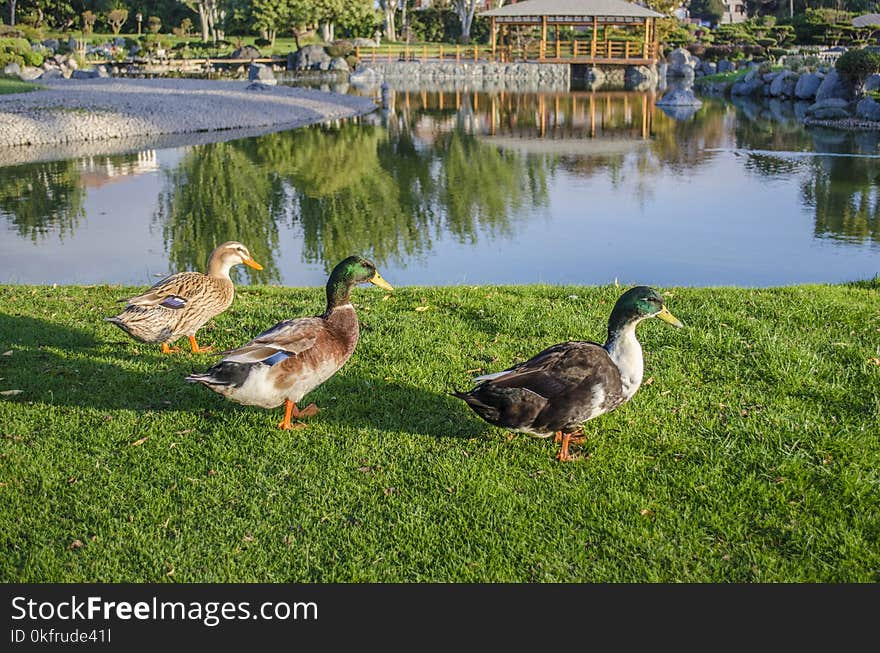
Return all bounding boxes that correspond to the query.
[456,44,461,64]
[440,44,444,61]
[539,94,546,138]
[473,44,478,62]
[491,17,497,60]
[643,18,649,59]
[490,95,496,135]
[540,16,547,60]
[591,17,598,58]
[556,25,560,59]
[590,95,595,137]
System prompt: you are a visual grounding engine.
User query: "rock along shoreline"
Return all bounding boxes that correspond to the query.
[0,77,377,153]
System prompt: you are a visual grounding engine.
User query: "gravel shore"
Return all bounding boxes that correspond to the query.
[0,77,377,153]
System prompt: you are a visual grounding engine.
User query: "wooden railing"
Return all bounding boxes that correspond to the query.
[355,41,658,64]
[355,44,494,64]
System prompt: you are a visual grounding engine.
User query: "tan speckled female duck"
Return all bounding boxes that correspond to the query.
[105,241,262,354]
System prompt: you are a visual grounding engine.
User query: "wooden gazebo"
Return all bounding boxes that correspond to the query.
[480,0,664,65]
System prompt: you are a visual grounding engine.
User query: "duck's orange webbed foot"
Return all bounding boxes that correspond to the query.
[295,403,320,418]
[555,429,587,462]
[161,342,181,354]
[188,336,214,353]
[277,400,319,430]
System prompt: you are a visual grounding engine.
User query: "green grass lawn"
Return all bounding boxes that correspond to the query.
[0,77,41,95]
[1,282,878,582]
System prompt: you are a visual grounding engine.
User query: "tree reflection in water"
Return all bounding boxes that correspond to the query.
[4,88,878,284]
[0,160,86,242]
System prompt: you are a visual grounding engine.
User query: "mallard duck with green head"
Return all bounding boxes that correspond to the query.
[453,286,683,461]
[186,256,393,430]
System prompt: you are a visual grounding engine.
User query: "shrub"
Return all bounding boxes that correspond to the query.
[147,16,162,34]
[326,40,353,58]
[835,47,880,95]
[254,38,271,48]
[0,37,44,68]
[0,24,24,38]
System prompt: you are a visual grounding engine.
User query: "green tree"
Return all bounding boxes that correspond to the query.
[689,0,725,26]
[106,7,127,34]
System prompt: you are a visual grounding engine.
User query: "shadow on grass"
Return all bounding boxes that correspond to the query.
[296,376,489,440]
[0,313,211,411]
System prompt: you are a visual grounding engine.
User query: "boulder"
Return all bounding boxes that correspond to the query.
[17,66,42,81]
[856,96,880,121]
[717,59,736,73]
[656,87,703,107]
[864,73,880,92]
[247,63,276,85]
[731,78,764,97]
[67,57,79,71]
[246,81,273,91]
[624,65,657,90]
[329,56,350,72]
[231,45,261,60]
[351,38,378,48]
[794,73,822,100]
[815,68,854,102]
[3,62,21,77]
[667,47,696,79]
[71,69,98,79]
[585,66,606,86]
[349,66,380,87]
[39,68,64,80]
[769,70,798,98]
[805,98,852,120]
[288,44,331,71]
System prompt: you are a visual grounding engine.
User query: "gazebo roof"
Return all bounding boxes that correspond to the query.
[480,0,664,19]
[852,13,880,27]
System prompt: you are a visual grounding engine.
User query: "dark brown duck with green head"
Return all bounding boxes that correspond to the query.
[453,286,683,461]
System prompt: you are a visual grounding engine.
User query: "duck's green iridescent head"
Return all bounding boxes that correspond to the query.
[326,256,393,309]
[608,286,683,335]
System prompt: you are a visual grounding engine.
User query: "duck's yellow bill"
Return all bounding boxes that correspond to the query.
[370,272,394,291]
[657,306,683,328]
[243,258,263,271]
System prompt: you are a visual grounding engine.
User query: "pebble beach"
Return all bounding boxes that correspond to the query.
[0,77,377,152]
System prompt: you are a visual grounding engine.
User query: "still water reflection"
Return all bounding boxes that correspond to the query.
[0,89,878,286]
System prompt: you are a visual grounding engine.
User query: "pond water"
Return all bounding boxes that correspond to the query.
[1,85,879,287]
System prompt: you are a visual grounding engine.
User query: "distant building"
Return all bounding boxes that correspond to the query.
[718,0,747,24]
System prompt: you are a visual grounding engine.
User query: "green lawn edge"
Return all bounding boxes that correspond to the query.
[1,281,878,582]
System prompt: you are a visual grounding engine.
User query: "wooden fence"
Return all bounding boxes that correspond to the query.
[355,41,659,64]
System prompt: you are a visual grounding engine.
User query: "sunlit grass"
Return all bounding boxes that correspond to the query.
[0,77,41,95]
[1,281,878,582]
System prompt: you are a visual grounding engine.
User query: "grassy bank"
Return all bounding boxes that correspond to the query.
[0,77,41,95]
[1,282,878,582]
